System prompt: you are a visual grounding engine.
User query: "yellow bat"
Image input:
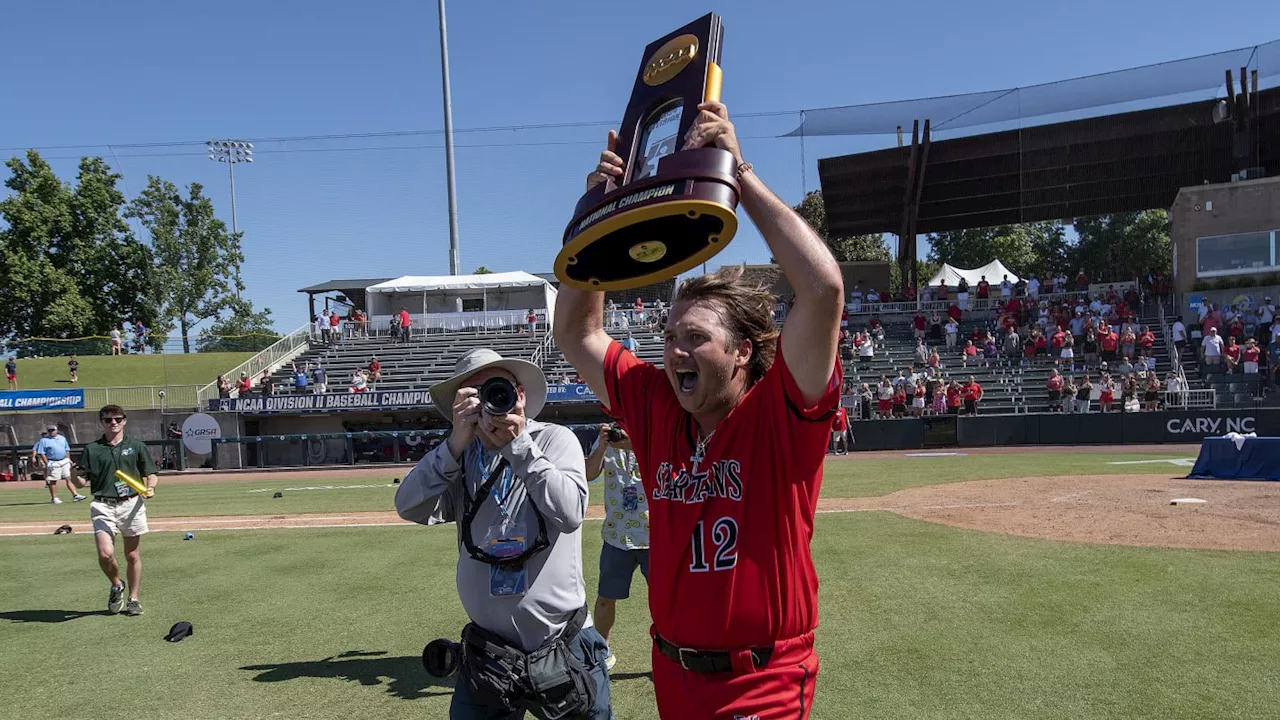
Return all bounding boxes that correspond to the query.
[115,470,153,498]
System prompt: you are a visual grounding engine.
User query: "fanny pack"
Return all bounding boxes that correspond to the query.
[459,606,595,720]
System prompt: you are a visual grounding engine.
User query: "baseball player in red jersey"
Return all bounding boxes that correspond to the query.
[555,101,844,719]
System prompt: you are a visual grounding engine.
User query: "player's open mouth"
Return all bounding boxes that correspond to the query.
[676,369,698,394]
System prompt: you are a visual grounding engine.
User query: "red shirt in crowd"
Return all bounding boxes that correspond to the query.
[1225,344,1242,362]
[603,339,840,649]
[977,281,990,298]
[1047,375,1064,391]
[913,314,927,331]
[1035,335,1048,352]
[1100,331,1119,352]
[963,382,983,402]
[947,385,962,407]
[832,406,848,433]
[398,309,410,328]
[1138,331,1155,348]
[1244,346,1261,363]
[1051,330,1066,349]
[947,304,962,322]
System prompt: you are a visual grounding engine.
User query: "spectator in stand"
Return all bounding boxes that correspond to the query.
[1258,297,1276,344]
[349,368,368,393]
[1143,374,1162,411]
[857,332,874,366]
[1063,376,1078,413]
[849,285,863,313]
[292,362,309,394]
[1076,376,1093,413]
[1119,326,1136,360]
[620,332,639,353]
[876,377,893,419]
[1050,324,1066,358]
[1243,338,1262,381]
[1165,371,1183,407]
[912,379,926,417]
[1223,335,1241,372]
[869,317,885,349]
[632,297,644,325]
[1098,374,1116,412]
[1027,275,1040,298]
[312,364,328,394]
[1171,317,1188,358]
[6,356,16,390]
[891,384,907,419]
[236,372,252,396]
[319,310,332,343]
[1003,325,1020,363]
[947,302,962,326]
[866,288,881,307]
[913,338,928,366]
[1115,355,1134,376]
[398,307,411,343]
[858,383,873,421]
[368,357,382,383]
[957,278,970,311]
[962,339,978,366]
[963,376,983,415]
[1061,334,1076,372]
[830,405,849,454]
[330,309,341,341]
[927,347,942,370]
[68,354,79,383]
[975,276,990,309]
[1099,324,1119,366]
[259,369,275,396]
[110,328,123,355]
[353,308,367,336]
[1046,369,1064,412]
[913,311,927,340]
[1121,375,1139,413]
[217,375,231,398]
[944,316,958,349]
[527,309,538,336]
[1081,329,1099,371]
[982,337,998,366]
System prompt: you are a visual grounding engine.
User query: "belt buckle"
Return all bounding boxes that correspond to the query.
[677,647,697,671]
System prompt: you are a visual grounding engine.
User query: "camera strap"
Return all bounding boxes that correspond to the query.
[462,456,549,568]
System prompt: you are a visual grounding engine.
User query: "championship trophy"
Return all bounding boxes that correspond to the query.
[555,13,739,292]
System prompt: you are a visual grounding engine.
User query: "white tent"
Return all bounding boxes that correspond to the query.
[364,271,557,331]
[926,260,1021,288]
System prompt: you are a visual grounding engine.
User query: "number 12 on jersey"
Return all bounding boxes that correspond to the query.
[689,517,738,572]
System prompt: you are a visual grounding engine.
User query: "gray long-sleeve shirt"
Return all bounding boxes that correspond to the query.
[394,419,589,652]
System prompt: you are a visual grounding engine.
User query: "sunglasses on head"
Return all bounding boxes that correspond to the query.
[100,416,126,424]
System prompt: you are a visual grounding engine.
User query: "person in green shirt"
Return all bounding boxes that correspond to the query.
[72,404,159,616]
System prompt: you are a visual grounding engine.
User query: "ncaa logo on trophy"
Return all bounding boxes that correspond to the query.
[555,13,740,292]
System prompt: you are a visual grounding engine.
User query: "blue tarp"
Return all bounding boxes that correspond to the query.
[1187,437,1280,481]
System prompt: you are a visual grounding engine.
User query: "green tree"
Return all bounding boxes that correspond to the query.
[1071,211,1170,281]
[0,151,95,344]
[196,300,280,353]
[792,190,892,263]
[127,177,245,353]
[473,266,495,274]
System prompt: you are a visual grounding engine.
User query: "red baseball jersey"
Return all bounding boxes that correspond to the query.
[603,338,840,649]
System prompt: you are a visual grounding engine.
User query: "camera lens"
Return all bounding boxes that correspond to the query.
[422,639,459,677]
[479,377,518,415]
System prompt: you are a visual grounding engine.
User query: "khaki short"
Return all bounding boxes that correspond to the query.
[91,496,149,537]
[44,458,73,483]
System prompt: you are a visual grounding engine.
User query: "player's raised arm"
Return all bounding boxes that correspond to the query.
[683,102,844,404]
[553,131,626,406]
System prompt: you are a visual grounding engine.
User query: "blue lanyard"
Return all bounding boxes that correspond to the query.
[474,442,514,514]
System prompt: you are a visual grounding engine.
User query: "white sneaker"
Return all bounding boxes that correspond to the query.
[52,497,63,504]
[604,652,617,671]
[73,494,86,502]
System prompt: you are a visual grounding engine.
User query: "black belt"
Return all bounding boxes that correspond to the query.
[653,633,772,674]
[93,495,136,504]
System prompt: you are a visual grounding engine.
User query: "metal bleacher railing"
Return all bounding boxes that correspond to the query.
[196,323,313,407]
[1157,295,1215,409]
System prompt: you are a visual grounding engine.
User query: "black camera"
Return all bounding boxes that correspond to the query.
[479,376,518,415]
[605,425,627,443]
[422,638,460,678]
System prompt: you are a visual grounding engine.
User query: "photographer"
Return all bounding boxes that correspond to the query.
[395,348,612,720]
[583,422,648,672]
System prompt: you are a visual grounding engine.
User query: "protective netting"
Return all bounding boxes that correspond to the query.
[786,39,1280,137]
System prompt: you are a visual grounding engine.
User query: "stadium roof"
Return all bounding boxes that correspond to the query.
[297,278,394,294]
[818,86,1280,237]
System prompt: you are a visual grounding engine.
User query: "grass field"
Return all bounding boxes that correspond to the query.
[8,352,252,390]
[0,453,1193,523]
[5,450,1276,719]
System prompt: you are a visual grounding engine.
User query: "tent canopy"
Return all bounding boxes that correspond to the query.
[364,271,557,324]
[926,260,1021,288]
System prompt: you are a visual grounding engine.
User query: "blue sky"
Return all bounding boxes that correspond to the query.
[3,0,1278,334]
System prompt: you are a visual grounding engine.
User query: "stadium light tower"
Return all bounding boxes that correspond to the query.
[437,0,461,275]
[206,139,253,298]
